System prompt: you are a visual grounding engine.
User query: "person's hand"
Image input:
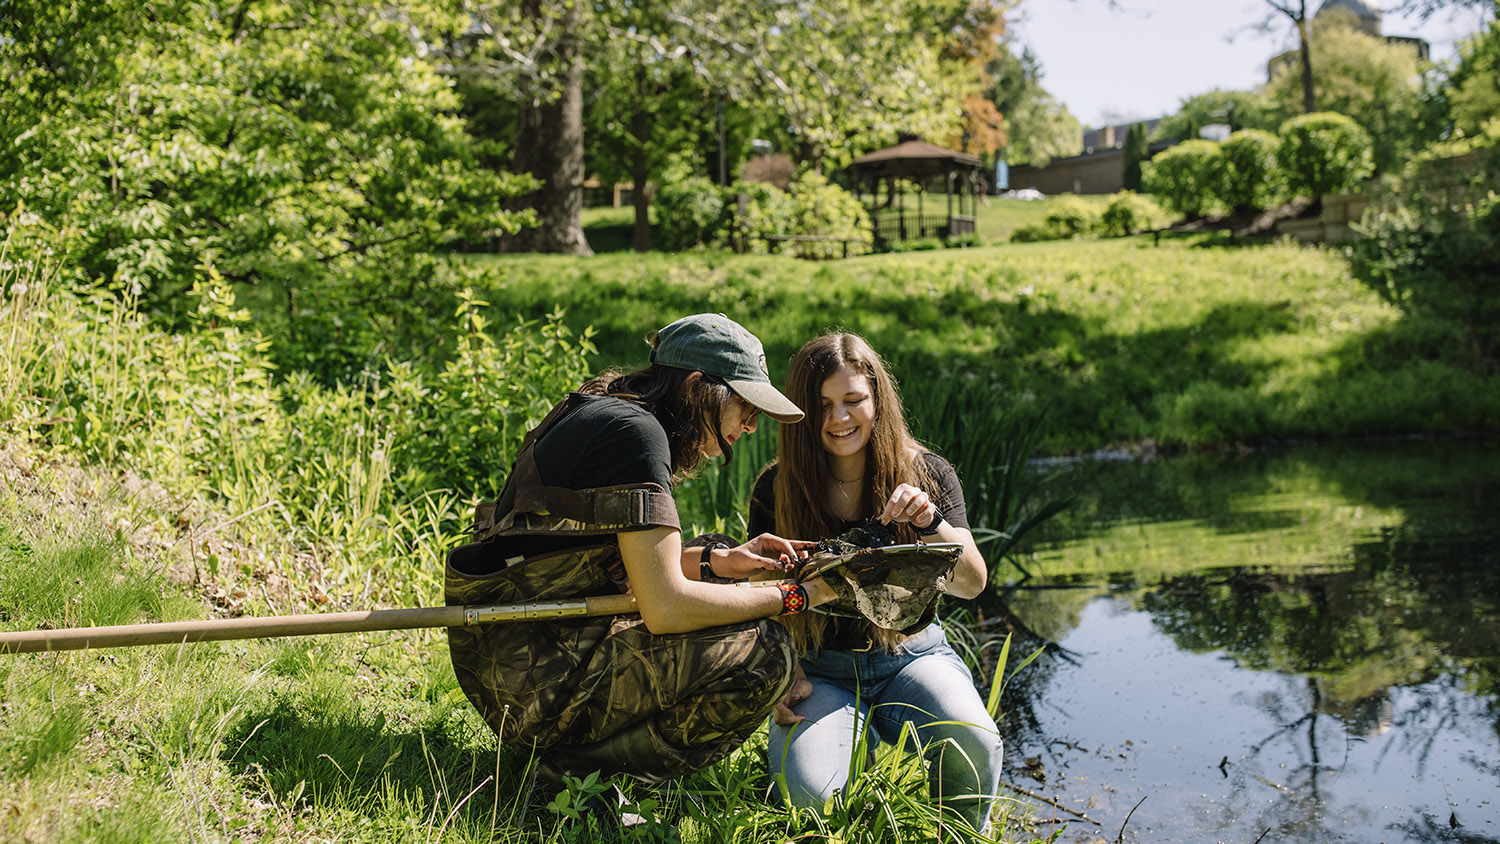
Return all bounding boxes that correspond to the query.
[877,483,940,529]
[772,665,813,726]
[712,533,815,579]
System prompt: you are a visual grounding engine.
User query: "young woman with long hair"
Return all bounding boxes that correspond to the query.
[748,332,1002,836]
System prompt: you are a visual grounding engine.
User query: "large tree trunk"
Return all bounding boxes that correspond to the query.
[630,65,652,252]
[509,0,592,255]
[1296,14,1316,114]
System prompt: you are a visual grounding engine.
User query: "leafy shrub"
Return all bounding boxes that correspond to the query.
[1277,112,1374,202]
[1215,129,1282,213]
[1042,195,1104,238]
[655,176,731,251]
[1142,140,1222,218]
[1160,381,1268,446]
[0,0,530,358]
[1009,224,1060,243]
[728,181,796,254]
[880,232,984,253]
[884,237,945,253]
[1350,129,1500,374]
[786,172,873,259]
[1099,191,1173,237]
[1,245,596,599]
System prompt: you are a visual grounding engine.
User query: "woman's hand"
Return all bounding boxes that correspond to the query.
[711,533,816,579]
[878,483,940,529]
[772,663,813,726]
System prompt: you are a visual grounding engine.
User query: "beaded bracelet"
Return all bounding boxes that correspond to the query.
[776,580,809,615]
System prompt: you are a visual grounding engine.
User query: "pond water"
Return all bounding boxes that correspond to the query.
[992,439,1500,844]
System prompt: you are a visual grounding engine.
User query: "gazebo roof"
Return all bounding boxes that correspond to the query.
[847,140,982,179]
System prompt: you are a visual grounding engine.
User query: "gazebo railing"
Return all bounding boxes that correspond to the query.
[869,209,975,242]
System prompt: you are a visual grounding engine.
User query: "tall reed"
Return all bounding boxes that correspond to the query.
[903,377,1071,580]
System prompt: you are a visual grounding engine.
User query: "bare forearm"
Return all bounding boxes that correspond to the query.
[643,578,835,634]
[621,527,833,634]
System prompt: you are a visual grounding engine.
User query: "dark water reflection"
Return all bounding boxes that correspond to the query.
[991,439,1500,843]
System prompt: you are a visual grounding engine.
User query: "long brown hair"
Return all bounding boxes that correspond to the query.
[581,365,737,478]
[770,333,938,651]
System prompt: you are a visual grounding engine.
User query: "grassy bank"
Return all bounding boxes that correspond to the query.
[1,256,1046,842]
[468,234,1499,454]
[0,442,1043,844]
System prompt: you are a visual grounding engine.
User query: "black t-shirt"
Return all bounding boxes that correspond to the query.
[748,452,970,539]
[449,394,675,577]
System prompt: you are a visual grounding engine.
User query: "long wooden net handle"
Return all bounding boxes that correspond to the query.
[0,593,639,654]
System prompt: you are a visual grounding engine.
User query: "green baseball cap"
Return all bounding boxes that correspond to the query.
[648,314,805,423]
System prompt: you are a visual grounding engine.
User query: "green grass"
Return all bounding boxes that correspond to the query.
[463,234,1500,454]
[580,205,648,253]
[969,195,1082,243]
[0,444,1045,843]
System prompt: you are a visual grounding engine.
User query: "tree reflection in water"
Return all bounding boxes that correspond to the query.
[983,439,1500,843]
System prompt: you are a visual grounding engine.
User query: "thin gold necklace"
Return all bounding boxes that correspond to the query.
[832,475,860,508]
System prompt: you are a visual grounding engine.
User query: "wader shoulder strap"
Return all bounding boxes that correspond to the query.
[474,393,680,542]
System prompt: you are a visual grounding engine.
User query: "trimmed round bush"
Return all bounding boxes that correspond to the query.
[1099,191,1174,237]
[1142,139,1222,218]
[1277,112,1374,201]
[1043,195,1103,238]
[1215,129,1282,213]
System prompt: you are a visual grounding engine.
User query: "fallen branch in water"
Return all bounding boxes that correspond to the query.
[1001,781,1102,826]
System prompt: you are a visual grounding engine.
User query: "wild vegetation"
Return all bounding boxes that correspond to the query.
[3,0,1497,841]
[1,242,1059,842]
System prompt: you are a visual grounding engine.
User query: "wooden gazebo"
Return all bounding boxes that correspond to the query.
[846,140,984,245]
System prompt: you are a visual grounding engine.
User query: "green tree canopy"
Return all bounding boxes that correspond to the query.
[1152,89,1278,144]
[1122,122,1150,192]
[0,0,531,377]
[1446,18,1500,138]
[449,0,971,252]
[1263,9,1431,174]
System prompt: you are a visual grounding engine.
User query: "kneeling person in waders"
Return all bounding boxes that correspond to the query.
[446,313,839,803]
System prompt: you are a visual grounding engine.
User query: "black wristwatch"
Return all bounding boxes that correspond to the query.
[915,510,945,537]
[700,541,729,580]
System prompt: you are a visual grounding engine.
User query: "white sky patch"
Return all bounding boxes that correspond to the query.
[1012,0,1492,127]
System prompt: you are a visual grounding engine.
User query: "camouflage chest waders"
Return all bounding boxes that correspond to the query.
[446,394,796,782]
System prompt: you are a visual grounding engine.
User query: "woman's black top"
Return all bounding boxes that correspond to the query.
[451,394,675,577]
